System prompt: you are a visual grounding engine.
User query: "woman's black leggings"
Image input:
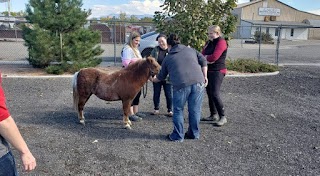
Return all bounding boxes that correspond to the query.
[131,90,141,106]
[206,71,225,117]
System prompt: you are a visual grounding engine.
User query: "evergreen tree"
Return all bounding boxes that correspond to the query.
[139,17,153,23]
[119,12,128,21]
[2,11,27,17]
[22,0,103,73]
[153,0,237,51]
[129,15,139,22]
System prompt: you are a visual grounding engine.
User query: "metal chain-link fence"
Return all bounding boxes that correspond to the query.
[229,25,320,66]
[0,18,156,64]
[0,18,319,66]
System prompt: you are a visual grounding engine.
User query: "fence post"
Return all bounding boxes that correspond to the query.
[275,25,282,66]
[240,26,243,48]
[113,17,117,65]
[14,19,18,42]
[60,32,63,62]
[258,25,262,61]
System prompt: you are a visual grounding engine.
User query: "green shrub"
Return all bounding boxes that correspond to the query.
[226,59,279,73]
[45,58,102,74]
[45,65,66,75]
[253,31,273,43]
[67,58,102,73]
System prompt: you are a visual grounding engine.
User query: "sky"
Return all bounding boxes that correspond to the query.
[0,0,320,18]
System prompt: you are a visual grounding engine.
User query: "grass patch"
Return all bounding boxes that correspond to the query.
[226,59,279,73]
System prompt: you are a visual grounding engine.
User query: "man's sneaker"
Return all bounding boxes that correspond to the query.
[136,112,146,117]
[213,116,227,126]
[167,111,173,117]
[167,134,183,142]
[184,133,199,140]
[129,115,142,122]
[200,114,219,122]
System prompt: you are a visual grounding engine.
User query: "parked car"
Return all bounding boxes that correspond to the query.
[139,31,159,57]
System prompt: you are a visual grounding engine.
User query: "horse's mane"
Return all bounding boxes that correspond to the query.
[125,59,148,75]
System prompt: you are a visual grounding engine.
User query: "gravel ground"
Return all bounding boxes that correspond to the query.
[1,65,320,176]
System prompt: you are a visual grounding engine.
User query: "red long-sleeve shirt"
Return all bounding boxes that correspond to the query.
[205,39,227,62]
[202,38,228,74]
[0,74,10,122]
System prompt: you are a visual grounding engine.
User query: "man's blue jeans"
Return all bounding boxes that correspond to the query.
[169,82,205,141]
[0,151,18,176]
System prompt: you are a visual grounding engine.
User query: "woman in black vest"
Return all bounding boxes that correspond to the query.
[150,34,173,117]
[200,25,228,126]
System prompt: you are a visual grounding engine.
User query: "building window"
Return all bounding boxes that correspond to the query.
[275,27,278,36]
[263,1,268,7]
[266,27,269,34]
[290,29,294,37]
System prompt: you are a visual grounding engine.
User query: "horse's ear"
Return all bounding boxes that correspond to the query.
[146,56,155,63]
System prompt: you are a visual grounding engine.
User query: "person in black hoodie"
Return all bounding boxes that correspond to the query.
[200,25,228,126]
[150,34,208,142]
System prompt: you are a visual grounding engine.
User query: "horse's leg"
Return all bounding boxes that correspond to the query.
[73,72,85,125]
[78,110,85,125]
[77,93,92,125]
[122,100,132,129]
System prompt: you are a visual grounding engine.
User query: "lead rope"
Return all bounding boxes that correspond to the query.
[143,68,152,98]
[142,81,148,98]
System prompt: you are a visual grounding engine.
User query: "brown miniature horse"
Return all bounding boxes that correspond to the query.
[72,56,160,129]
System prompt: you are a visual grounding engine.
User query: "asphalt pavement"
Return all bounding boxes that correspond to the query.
[1,65,319,175]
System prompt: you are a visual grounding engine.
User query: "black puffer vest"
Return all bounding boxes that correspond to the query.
[204,37,227,71]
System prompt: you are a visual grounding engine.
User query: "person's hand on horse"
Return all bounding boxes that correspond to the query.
[149,75,160,83]
[149,75,154,82]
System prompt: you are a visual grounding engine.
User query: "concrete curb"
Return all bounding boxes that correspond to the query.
[0,61,29,65]
[0,61,283,78]
[1,75,74,78]
[278,63,320,66]
[2,71,280,78]
[226,71,280,77]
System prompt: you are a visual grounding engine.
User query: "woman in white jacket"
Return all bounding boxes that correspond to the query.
[121,31,145,121]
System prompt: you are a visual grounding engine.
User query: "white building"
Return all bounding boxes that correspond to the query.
[233,0,320,40]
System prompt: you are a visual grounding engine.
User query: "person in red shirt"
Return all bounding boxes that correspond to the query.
[0,73,36,175]
[200,25,228,126]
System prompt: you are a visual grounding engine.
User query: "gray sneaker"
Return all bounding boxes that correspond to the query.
[129,115,142,122]
[200,114,219,122]
[213,116,227,126]
[135,112,146,118]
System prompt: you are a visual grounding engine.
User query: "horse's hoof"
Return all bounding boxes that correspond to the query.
[128,120,132,126]
[124,124,132,130]
[79,120,85,125]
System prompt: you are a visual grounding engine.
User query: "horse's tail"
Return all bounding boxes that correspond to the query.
[72,71,79,112]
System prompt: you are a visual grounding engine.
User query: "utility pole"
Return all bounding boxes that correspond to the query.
[8,0,11,17]
[0,0,11,16]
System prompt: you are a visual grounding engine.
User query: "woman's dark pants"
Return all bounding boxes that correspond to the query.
[206,71,225,117]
